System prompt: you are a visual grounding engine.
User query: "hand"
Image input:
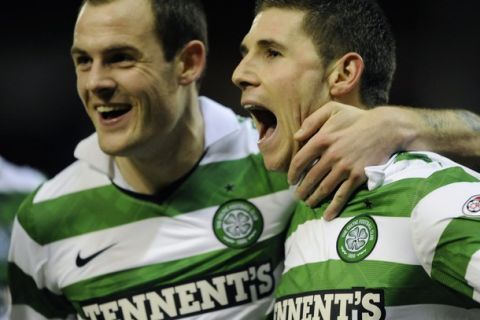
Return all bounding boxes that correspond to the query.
[289,102,401,220]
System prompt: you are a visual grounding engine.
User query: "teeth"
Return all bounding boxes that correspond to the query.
[243,104,263,111]
[96,105,128,113]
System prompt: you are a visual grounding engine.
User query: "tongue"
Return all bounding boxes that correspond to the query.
[102,108,131,120]
[263,126,276,140]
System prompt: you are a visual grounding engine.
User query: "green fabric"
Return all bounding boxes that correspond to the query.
[278,260,480,309]
[18,154,288,245]
[277,153,480,315]
[63,232,286,301]
[431,217,480,300]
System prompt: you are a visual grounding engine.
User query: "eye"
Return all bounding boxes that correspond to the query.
[73,55,92,70]
[266,48,281,58]
[108,53,135,67]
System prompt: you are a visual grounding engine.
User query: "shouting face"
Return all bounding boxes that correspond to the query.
[232,8,331,171]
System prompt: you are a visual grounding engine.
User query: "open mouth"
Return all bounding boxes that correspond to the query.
[244,105,277,140]
[96,105,132,120]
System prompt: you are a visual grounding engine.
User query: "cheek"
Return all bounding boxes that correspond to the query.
[76,77,89,109]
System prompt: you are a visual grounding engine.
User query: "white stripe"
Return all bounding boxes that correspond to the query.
[37,190,294,288]
[411,182,480,275]
[386,304,480,319]
[10,304,76,320]
[284,216,418,273]
[33,160,110,203]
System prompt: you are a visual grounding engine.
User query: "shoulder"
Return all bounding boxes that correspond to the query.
[411,170,480,301]
[14,159,111,244]
[365,151,479,190]
[33,160,111,204]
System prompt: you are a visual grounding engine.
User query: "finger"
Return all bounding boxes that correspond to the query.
[288,137,328,185]
[304,163,346,208]
[323,176,365,221]
[294,158,329,200]
[294,105,332,141]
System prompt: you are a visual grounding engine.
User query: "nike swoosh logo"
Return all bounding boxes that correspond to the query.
[76,243,116,267]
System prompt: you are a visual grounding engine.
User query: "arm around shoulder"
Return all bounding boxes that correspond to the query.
[384,107,480,170]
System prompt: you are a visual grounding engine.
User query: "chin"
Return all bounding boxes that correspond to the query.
[97,135,130,156]
[263,155,290,173]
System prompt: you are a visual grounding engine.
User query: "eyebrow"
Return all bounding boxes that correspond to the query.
[70,44,141,56]
[239,38,287,56]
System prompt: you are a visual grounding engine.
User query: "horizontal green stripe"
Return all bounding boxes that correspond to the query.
[288,166,478,237]
[64,232,285,301]
[431,217,480,300]
[277,260,480,308]
[20,154,289,245]
[394,152,433,163]
[8,263,76,318]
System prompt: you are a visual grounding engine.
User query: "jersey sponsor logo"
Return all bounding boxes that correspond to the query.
[213,199,264,248]
[337,215,378,263]
[76,243,117,267]
[79,261,274,320]
[274,288,385,320]
[463,195,480,217]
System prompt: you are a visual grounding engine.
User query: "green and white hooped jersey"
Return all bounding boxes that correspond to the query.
[274,152,480,320]
[8,97,296,320]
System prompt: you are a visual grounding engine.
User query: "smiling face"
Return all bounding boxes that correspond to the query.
[72,0,185,158]
[232,8,332,172]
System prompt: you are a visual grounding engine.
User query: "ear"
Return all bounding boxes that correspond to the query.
[327,52,364,98]
[176,40,207,85]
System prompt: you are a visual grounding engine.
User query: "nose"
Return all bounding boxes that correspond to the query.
[85,63,117,101]
[231,56,259,91]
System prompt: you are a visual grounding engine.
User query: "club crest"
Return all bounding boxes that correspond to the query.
[213,199,264,249]
[337,215,378,263]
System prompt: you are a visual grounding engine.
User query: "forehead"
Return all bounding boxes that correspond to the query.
[243,8,309,47]
[73,0,156,52]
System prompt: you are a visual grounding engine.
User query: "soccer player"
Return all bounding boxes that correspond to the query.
[7,0,295,318]
[232,0,480,318]
[0,156,45,319]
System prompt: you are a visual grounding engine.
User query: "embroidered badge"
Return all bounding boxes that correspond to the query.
[337,215,378,263]
[213,199,264,248]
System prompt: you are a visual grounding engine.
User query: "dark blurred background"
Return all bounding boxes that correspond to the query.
[1,1,479,177]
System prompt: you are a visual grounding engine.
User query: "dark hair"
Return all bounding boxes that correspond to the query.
[255,0,396,106]
[81,0,208,62]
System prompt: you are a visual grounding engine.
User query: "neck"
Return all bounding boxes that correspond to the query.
[115,95,205,194]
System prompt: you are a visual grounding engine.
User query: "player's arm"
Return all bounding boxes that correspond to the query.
[288,102,480,220]
[412,178,480,303]
[397,107,480,168]
[8,200,76,319]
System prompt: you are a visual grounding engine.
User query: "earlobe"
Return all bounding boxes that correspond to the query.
[328,52,364,98]
[177,40,206,85]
